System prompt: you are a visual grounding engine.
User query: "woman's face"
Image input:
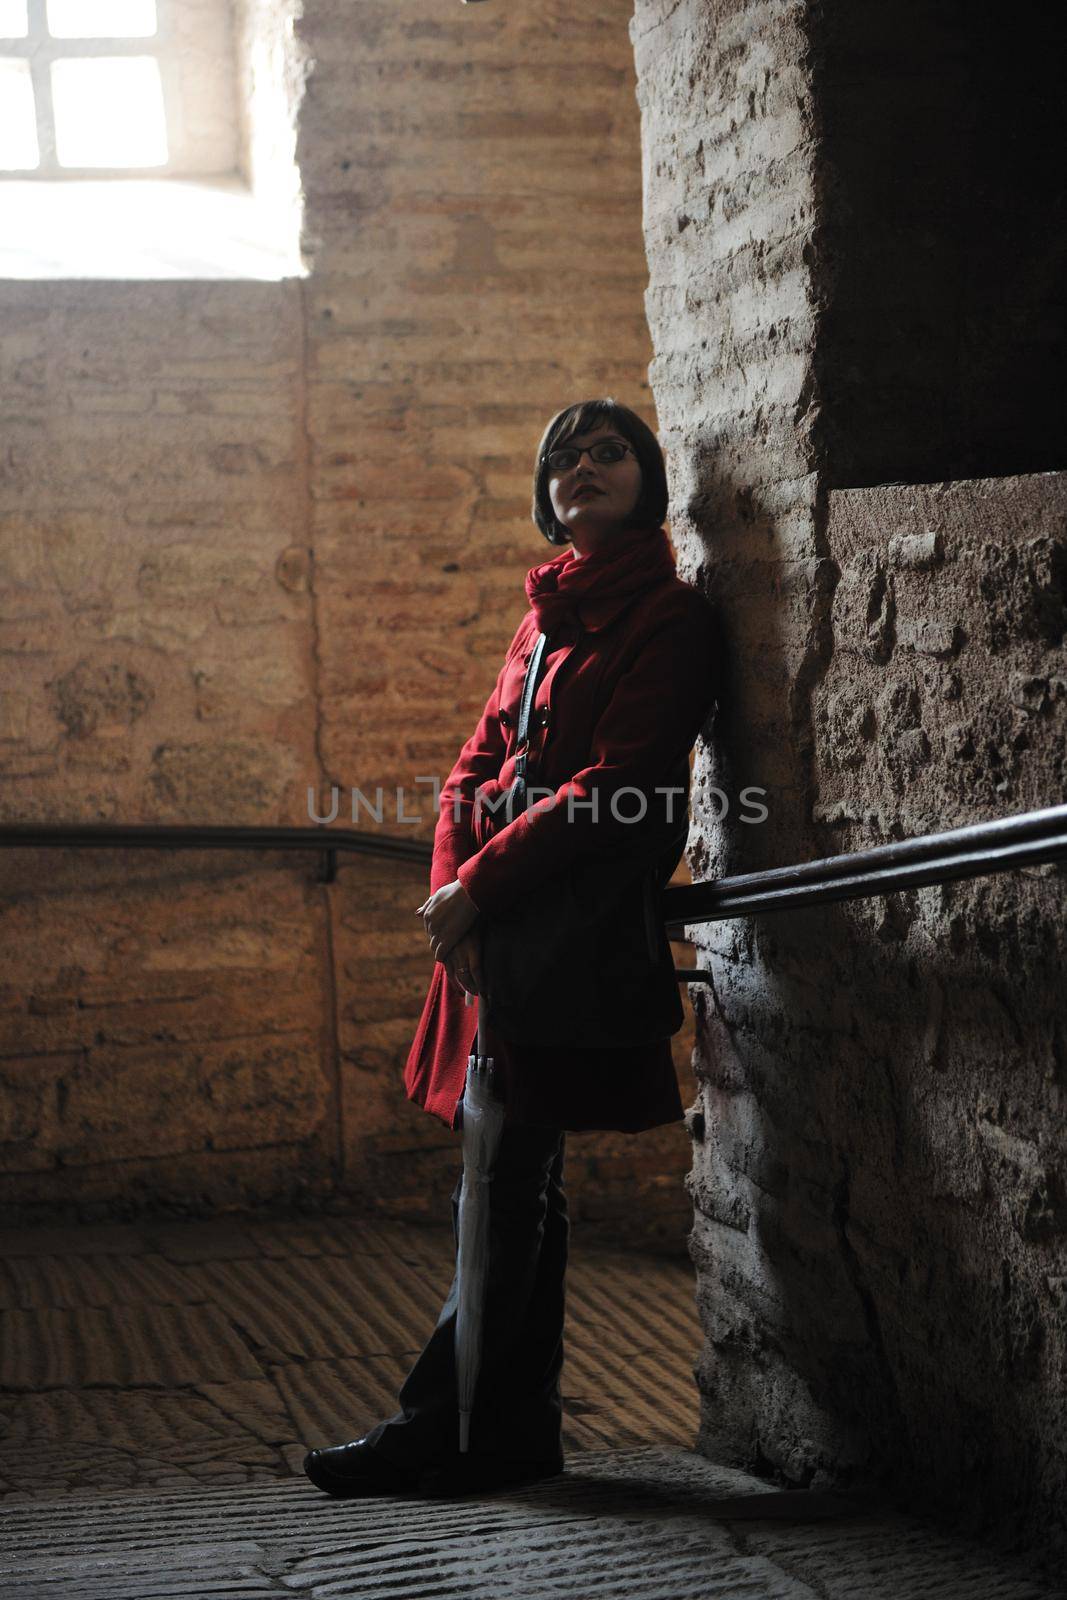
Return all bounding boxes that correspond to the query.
[546,423,643,552]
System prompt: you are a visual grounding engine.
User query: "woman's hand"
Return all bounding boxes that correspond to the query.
[442,926,484,998]
[415,880,480,965]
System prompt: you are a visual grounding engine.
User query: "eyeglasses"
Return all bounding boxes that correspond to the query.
[542,439,635,472]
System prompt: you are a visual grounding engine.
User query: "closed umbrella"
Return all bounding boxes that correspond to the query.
[454,998,506,1453]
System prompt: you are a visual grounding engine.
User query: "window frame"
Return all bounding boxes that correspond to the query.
[1,0,183,179]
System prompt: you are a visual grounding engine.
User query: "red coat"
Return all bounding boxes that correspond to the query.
[402,533,718,1133]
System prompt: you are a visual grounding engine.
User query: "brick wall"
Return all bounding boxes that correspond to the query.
[0,1,703,1253]
[0,280,334,1214]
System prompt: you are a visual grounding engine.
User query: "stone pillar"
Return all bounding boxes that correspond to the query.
[633,0,1067,1563]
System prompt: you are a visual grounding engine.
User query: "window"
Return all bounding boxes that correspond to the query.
[0,0,237,178]
[0,1,307,280]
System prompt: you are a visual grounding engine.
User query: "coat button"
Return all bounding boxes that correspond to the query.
[499,708,511,726]
[536,707,549,728]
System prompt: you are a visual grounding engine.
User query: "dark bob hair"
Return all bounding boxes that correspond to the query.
[531,397,669,546]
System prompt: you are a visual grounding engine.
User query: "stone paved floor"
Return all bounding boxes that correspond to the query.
[0,1213,1062,1598]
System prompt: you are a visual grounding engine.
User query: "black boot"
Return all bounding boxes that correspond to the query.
[303,1436,422,1498]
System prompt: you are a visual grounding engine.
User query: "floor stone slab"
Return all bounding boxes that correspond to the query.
[0,1304,264,1388]
[562,1344,700,1450]
[0,1384,291,1498]
[271,1353,421,1450]
[0,1450,1061,1600]
[566,1250,703,1351]
[179,1253,446,1363]
[0,1252,204,1310]
[192,1379,298,1448]
[1,1542,282,1599]
[0,1213,1061,1598]
[241,1216,453,1269]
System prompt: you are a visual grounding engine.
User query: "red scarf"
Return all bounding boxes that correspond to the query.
[524,523,676,635]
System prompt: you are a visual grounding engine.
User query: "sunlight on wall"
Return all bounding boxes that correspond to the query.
[0,176,302,277]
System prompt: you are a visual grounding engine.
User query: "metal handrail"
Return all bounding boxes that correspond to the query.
[2,806,1065,930]
[0,823,429,883]
[661,802,1067,931]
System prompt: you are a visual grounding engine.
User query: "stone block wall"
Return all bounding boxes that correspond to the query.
[633,0,1066,1565]
[0,1,703,1252]
[690,474,1067,1549]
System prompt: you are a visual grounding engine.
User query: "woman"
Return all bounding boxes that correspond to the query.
[304,397,718,1499]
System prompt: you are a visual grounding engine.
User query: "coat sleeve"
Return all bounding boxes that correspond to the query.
[455,591,718,918]
[428,624,528,896]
